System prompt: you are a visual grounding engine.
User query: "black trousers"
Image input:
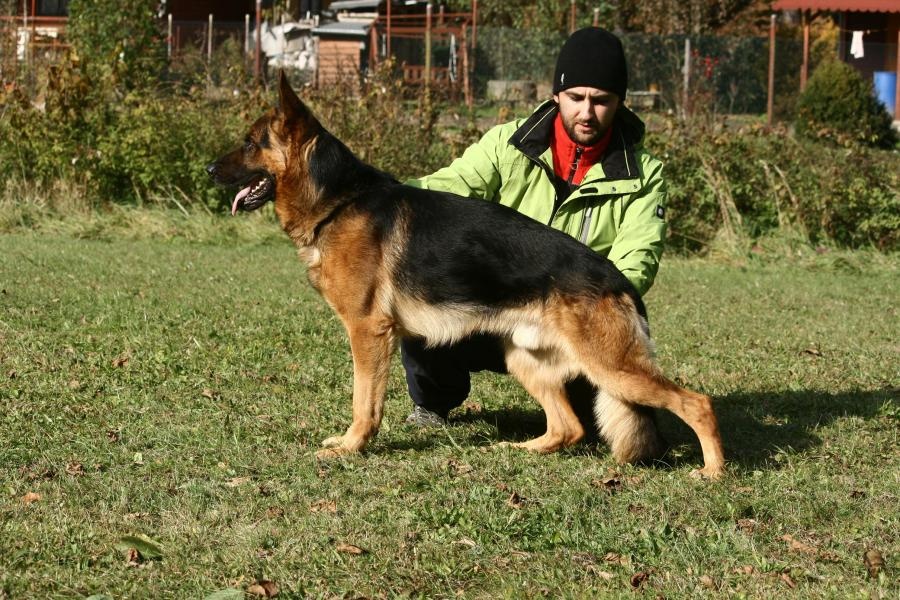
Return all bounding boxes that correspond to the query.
[400,334,599,433]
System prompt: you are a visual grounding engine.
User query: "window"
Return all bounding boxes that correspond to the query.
[37,0,69,17]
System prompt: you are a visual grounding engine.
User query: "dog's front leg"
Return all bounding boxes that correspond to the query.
[317,318,396,458]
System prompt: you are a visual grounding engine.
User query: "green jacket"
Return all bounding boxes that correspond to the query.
[408,101,667,296]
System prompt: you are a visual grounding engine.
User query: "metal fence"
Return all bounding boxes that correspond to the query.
[5,12,894,120]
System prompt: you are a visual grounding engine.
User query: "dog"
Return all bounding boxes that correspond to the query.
[207,73,725,479]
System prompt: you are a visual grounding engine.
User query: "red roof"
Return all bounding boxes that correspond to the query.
[773,0,900,11]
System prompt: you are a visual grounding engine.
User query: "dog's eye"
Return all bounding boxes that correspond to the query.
[243,140,257,153]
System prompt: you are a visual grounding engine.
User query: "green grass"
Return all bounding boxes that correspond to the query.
[1,229,897,598]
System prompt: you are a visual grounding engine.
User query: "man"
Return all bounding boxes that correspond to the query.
[401,27,667,463]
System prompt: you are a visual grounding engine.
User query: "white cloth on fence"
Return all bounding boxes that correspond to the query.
[850,30,865,59]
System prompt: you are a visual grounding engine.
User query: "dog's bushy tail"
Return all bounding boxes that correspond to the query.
[594,390,666,464]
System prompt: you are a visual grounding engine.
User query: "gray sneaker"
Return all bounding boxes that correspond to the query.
[404,406,448,427]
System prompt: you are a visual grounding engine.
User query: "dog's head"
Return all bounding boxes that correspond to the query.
[206,71,321,215]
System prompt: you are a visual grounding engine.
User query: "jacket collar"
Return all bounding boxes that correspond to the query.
[509,100,646,182]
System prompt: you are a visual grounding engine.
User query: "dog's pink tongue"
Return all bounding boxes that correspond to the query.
[231,186,252,216]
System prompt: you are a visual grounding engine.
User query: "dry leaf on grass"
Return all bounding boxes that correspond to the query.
[66,462,86,476]
[446,459,474,477]
[781,534,817,556]
[309,499,337,514]
[736,518,758,534]
[780,572,796,588]
[224,476,252,488]
[21,492,42,504]
[864,549,884,578]
[336,542,365,555]
[246,580,279,597]
[602,552,629,566]
[699,575,718,589]
[592,477,622,494]
[506,492,525,509]
[630,571,649,588]
[111,354,130,368]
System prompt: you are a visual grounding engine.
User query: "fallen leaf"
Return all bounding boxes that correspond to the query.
[336,542,365,555]
[132,452,144,465]
[21,492,42,504]
[592,477,622,494]
[461,400,482,414]
[781,534,817,556]
[115,535,164,561]
[736,518,757,534]
[124,548,141,567]
[733,565,756,575]
[507,492,525,509]
[201,388,218,399]
[780,572,796,589]
[800,348,822,357]
[106,429,121,443]
[630,571,649,588]
[266,506,284,518]
[699,575,717,589]
[602,552,629,566]
[849,490,866,499]
[224,476,251,488]
[455,537,477,548]
[446,459,474,477]
[864,549,884,578]
[309,499,337,514]
[246,580,279,597]
[7,369,16,379]
[66,462,86,476]
[111,354,129,368]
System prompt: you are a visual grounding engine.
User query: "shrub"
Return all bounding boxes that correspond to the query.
[649,119,900,252]
[67,0,165,91]
[794,59,897,149]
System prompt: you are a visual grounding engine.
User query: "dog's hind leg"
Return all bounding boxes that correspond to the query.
[555,294,725,479]
[501,344,585,453]
[318,317,396,457]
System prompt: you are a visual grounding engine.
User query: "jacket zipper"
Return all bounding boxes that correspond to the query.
[546,146,584,226]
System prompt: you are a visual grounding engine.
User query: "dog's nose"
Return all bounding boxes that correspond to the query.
[205,162,218,178]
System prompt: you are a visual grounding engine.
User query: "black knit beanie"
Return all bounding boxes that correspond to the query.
[552,27,628,100]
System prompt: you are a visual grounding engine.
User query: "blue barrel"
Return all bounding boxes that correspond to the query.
[873,71,896,116]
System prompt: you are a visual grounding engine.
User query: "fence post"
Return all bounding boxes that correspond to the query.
[255,0,262,84]
[386,0,391,57]
[245,14,250,58]
[207,14,213,65]
[895,29,900,120]
[800,10,809,91]
[682,37,691,119]
[569,0,576,34]
[767,13,776,127]
[593,7,600,28]
[471,0,478,80]
[425,2,432,88]
[167,13,173,61]
[462,24,471,107]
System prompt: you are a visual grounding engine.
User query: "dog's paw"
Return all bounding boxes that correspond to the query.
[321,435,346,449]
[689,465,725,481]
[315,446,353,459]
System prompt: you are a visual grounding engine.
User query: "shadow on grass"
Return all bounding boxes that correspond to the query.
[385,387,895,472]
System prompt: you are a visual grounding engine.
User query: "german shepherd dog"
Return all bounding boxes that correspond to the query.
[207,73,725,479]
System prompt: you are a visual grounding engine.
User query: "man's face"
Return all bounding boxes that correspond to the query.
[553,86,619,146]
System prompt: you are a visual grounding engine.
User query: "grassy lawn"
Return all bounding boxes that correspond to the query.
[1,231,897,598]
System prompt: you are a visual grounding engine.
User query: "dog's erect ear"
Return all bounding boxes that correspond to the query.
[278,70,312,125]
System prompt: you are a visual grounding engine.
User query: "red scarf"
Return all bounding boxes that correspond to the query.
[550,113,612,186]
